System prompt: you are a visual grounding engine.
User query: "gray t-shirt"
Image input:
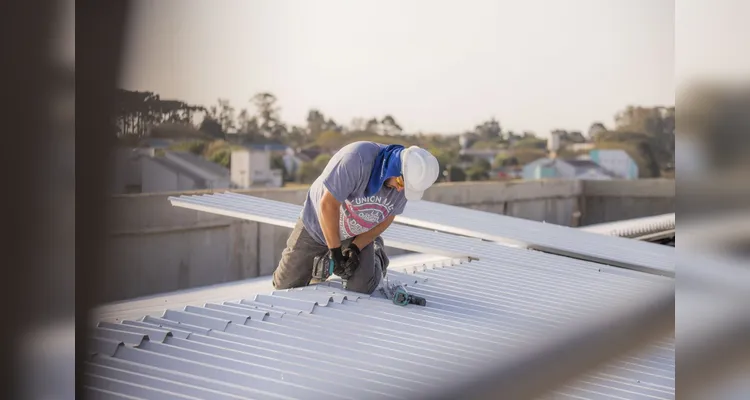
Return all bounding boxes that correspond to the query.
[301,141,408,246]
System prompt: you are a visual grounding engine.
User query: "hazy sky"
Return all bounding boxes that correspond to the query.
[121,0,676,136]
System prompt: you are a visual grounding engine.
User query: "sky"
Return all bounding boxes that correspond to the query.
[120,0,678,136]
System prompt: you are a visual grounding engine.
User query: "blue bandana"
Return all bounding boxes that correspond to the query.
[364,144,404,197]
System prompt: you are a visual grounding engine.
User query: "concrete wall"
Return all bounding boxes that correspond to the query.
[102,179,672,302]
[579,179,675,226]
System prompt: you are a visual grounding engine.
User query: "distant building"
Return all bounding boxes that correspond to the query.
[587,149,638,179]
[231,148,283,188]
[142,151,232,193]
[522,158,618,180]
[112,147,155,194]
[565,159,619,180]
[111,148,232,194]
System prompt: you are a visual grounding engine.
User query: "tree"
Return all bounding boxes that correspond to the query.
[493,153,518,168]
[286,126,311,148]
[511,148,548,165]
[198,118,223,139]
[615,106,671,137]
[316,130,343,150]
[606,105,677,175]
[214,99,236,134]
[513,136,546,150]
[114,89,203,137]
[381,115,403,135]
[270,154,290,182]
[465,158,491,181]
[323,118,342,133]
[551,129,586,144]
[307,109,326,137]
[446,165,466,182]
[236,108,259,136]
[588,122,607,139]
[567,131,586,143]
[208,150,231,168]
[296,153,333,183]
[312,153,332,171]
[252,92,282,138]
[427,146,459,181]
[365,118,381,134]
[475,118,502,140]
[349,117,367,132]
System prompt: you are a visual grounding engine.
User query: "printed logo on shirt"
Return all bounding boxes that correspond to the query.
[339,195,396,239]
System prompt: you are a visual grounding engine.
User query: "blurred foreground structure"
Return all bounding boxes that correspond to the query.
[70,1,750,399]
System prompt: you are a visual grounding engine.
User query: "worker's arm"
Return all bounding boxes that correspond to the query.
[318,152,363,249]
[319,189,343,249]
[352,214,396,251]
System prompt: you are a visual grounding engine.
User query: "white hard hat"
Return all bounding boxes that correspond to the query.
[400,146,440,201]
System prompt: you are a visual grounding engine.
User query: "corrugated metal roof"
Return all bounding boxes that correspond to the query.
[86,255,674,400]
[168,192,674,278]
[396,199,674,275]
[579,214,675,239]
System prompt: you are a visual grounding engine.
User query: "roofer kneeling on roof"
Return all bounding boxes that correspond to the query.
[272,141,440,294]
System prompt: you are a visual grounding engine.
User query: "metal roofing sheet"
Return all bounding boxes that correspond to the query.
[168,192,674,278]
[580,214,675,239]
[396,200,674,275]
[85,256,674,400]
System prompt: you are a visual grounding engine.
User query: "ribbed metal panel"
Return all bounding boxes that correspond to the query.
[580,214,676,239]
[86,257,674,400]
[396,200,674,275]
[168,192,674,277]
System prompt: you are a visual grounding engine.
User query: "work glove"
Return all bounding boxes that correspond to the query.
[341,243,361,278]
[329,247,347,278]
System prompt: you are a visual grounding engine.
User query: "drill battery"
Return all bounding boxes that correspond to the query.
[312,254,335,281]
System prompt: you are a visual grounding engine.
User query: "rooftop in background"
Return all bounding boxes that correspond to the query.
[144,156,207,183]
[559,158,619,178]
[164,151,230,179]
[580,213,676,242]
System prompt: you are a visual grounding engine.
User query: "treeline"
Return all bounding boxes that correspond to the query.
[114,89,675,180]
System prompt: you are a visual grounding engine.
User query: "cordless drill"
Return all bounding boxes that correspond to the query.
[311,251,349,289]
[379,278,427,307]
[311,253,335,281]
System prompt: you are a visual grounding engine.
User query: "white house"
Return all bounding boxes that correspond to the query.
[231,148,283,188]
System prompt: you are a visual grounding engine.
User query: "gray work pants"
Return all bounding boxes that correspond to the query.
[272,219,389,294]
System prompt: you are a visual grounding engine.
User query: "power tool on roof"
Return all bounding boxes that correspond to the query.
[379,277,427,307]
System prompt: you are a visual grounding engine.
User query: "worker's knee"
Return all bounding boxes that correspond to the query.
[344,272,381,295]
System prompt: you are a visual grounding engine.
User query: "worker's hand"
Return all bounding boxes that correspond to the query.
[329,247,347,277]
[341,243,361,278]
